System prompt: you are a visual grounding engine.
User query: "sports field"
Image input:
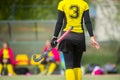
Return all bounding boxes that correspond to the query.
[0,75,120,80]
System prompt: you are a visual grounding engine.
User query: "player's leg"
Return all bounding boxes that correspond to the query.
[74,68,82,80]
[63,51,75,80]
[71,32,85,80]
[0,64,3,75]
[38,64,46,74]
[73,50,83,80]
[7,64,16,76]
[59,33,76,80]
[47,62,57,75]
[65,69,75,80]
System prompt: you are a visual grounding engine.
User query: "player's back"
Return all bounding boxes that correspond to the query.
[60,0,89,33]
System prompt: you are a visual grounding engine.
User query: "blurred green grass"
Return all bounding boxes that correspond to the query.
[82,41,119,65]
[82,44,118,65]
[0,75,120,80]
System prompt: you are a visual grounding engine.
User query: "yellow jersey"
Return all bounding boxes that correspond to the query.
[3,49,9,59]
[58,0,89,33]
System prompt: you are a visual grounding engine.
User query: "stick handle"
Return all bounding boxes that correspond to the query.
[57,26,73,43]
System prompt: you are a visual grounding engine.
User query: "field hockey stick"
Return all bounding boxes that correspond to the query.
[33,26,73,62]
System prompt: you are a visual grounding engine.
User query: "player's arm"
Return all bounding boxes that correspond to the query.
[51,10,64,48]
[83,10,93,37]
[53,10,64,38]
[83,10,100,49]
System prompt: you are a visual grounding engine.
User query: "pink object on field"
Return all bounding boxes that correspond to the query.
[92,66,103,75]
[94,70,103,75]
[25,72,32,76]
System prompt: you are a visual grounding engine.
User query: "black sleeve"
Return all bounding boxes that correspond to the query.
[53,10,64,37]
[83,10,94,37]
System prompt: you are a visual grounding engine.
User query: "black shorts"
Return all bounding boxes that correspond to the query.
[58,32,86,52]
[58,32,85,68]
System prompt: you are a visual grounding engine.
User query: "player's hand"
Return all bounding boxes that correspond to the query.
[90,36,100,49]
[51,37,57,48]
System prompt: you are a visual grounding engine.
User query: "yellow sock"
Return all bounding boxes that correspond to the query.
[47,62,56,75]
[38,64,46,74]
[65,69,75,80]
[7,64,16,76]
[0,64,3,74]
[74,68,82,80]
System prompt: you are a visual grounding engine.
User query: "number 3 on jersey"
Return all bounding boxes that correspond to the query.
[69,5,79,18]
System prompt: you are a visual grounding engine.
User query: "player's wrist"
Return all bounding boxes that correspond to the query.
[90,36,97,43]
[90,36,95,40]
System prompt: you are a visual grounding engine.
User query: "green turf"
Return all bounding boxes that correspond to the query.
[0,75,120,80]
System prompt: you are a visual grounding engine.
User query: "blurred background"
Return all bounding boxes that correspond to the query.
[0,0,120,76]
